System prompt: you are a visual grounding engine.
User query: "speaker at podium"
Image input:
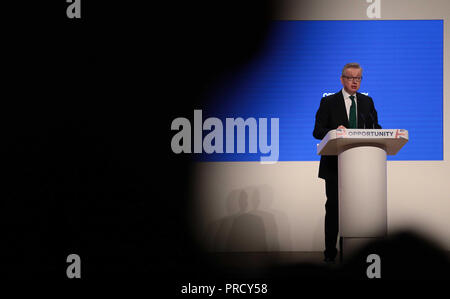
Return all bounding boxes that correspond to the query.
[317,128,409,260]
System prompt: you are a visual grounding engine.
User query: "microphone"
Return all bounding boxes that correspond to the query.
[368,112,375,129]
[359,112,366,129]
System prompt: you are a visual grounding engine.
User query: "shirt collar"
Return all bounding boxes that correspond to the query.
[342,88,356,100]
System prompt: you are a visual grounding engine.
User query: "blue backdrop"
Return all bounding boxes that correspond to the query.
[198,20,443,161]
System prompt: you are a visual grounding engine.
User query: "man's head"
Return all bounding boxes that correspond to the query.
[340,63,363,95]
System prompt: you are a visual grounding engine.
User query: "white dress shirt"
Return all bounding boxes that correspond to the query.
[341,88,357,124]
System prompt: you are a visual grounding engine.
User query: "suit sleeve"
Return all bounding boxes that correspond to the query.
[313,97,331,140]
[369,97,382,129]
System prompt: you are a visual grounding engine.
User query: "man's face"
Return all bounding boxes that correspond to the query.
[340,67,362,94]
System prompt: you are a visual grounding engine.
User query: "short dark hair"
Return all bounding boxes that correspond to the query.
[342,63,363,76]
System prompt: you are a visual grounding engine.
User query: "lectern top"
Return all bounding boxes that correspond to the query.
[317,129,408,156]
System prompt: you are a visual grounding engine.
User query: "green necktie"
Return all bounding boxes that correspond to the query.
[349,95,357,128]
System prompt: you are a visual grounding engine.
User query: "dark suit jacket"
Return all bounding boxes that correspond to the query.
[313,90,381,180]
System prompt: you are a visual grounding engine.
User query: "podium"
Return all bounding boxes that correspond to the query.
[317,129,409,260]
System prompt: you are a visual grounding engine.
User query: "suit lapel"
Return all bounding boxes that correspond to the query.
[336,90,349,128]
[356,93,366,129]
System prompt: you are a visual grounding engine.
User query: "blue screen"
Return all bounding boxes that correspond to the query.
[197,20,443,161]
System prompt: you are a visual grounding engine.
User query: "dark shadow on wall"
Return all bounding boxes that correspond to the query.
[204,185,292,252]
[202,190,241,251]
[248,189,278,251]
[250,185,293,251]
[226,190,268,251]
[203,189,268,252]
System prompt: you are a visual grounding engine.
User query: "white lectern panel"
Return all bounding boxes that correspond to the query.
[339,145,387,237]
[317,129,408,259]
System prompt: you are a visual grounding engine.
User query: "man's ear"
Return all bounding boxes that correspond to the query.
[340,76,344,85]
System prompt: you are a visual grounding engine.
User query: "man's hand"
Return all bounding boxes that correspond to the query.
[337,125,346,129]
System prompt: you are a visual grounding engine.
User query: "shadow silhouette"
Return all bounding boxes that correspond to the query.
[203,185,293,253]
[202,190,241,251]
[248,189,279,251]
[203,189,269,252]
[226,190,267,251]
[251,185,293,251]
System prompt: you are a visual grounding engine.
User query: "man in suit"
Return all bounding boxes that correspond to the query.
[313,63,381,263]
